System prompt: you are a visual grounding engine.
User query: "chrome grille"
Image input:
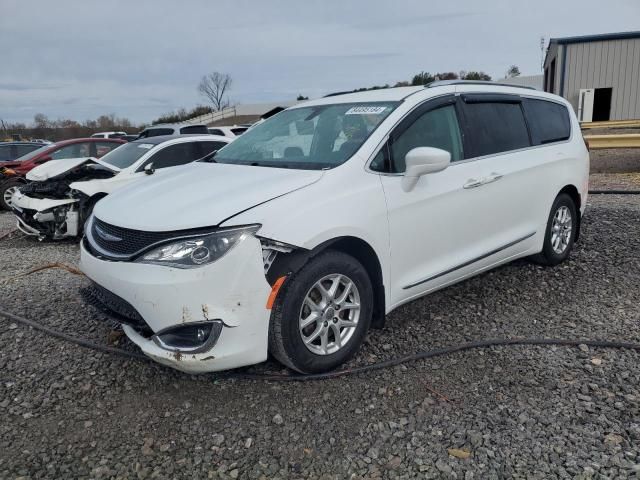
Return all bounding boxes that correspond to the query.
[87,217,213,260]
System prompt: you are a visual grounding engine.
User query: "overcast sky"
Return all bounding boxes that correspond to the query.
[1,0,639,125]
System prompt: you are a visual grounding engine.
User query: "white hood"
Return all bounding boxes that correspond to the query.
[93,162,324,231]
[26,157,115,181]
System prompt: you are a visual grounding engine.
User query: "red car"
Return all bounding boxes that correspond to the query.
[0,137,125,209]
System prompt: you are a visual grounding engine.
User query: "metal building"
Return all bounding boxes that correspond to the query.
[544,31,640,122]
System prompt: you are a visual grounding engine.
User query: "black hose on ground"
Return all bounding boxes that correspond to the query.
[1,307,639,382]
[588,190,640,195]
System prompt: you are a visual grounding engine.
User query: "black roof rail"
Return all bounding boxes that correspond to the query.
[426,80,537,91]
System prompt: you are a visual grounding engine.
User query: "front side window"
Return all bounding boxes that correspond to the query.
[389,105,463,173]
[214,102,398,170]
[99,142,157,169]
[462,101,530,157]
[142,142,200,170]
[199,141,228,157]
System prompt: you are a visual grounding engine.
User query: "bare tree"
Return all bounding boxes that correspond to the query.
[506,65,521,78]
[198,72,232,111]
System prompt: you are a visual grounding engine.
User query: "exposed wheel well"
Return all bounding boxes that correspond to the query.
[314,237,386,329]
[558,185,581,241]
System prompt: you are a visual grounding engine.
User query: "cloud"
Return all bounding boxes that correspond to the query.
[2,0,639,123]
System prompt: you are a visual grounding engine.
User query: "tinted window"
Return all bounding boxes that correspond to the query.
[208,129,224,136]
[16,144,41,157]
[179,125,208,135]
[143,142,200,170]
[524,99,571,145]
[462,101,530,157]
[139,128,174,138]
[0,145,15,161]
[198,141,228,157]
[51,142,92,159]
[231,128,248,135]
[389,105,463,173]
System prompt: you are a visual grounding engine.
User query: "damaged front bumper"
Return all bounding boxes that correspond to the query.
[11,191,80,239]
[79,235,273,373]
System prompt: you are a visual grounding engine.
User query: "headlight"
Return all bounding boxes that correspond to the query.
[136,224,260,268]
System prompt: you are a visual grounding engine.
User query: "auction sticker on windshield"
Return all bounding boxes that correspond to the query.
[345,106,388,115]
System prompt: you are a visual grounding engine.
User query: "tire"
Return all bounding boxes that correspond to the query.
[0,178,24,210]
[531,193,577,266]
[268,250,373,374]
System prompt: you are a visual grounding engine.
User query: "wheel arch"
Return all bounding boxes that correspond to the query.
[267,235,387,329]
[558,184,581,241]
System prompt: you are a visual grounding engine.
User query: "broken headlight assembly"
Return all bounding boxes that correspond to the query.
[136,224,261,269]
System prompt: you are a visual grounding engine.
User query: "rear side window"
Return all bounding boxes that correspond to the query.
[231,128,247,135]
[0,145,14,161]
[139,128,174,138]
[208,129,224,136]
[523,99,571,145]
[179,125,208,135]
[16,144,41,157]
[462,101,530,157]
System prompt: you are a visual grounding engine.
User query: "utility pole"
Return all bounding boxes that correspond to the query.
[540,37,546,71]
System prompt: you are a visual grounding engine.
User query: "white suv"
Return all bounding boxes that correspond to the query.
[80,81,589,374]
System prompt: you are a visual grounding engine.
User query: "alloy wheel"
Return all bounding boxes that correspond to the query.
[299,273,361,355]
[551,205,572,254]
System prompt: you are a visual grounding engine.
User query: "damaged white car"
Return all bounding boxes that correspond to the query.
[11,135,232,240]
[80,82,589,374]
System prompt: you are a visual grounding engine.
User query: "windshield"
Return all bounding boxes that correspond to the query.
[214,102,398,169]
[98,142,155,169]
[10,144,51,162]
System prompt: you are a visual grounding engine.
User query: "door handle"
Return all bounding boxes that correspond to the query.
[463,178,484,189]
[483,172,503,184]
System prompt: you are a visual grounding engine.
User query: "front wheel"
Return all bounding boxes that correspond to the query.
[268,250,373,374]
[0,179,24,210]
[532,193,577,266]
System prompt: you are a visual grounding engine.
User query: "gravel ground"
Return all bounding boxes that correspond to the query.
[1,191,639,479]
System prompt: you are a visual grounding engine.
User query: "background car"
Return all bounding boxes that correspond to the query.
[0,142,44,162]
[136,123,209,138]
[11,134,232,239]
[207,125,249,137]
[0,137,125,209]
[91,131,127,139]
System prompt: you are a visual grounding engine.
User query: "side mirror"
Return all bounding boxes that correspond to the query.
[144,162,155,175]
[401,147,450,192]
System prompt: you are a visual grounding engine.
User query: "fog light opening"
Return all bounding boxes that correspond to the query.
[153,320,223,354]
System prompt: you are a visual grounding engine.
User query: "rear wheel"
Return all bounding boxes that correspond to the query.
[268,250,373,373]
[532,193,577,266]
[0,179,24,210]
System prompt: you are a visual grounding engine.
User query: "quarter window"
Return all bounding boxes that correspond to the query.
[462,101,530,157]
[389,105,463,173]
[523,99,571,145]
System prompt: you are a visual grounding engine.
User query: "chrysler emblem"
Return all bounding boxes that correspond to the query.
[95,225,122,242]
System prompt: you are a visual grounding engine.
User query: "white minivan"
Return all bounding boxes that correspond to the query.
[80,81,589,374]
